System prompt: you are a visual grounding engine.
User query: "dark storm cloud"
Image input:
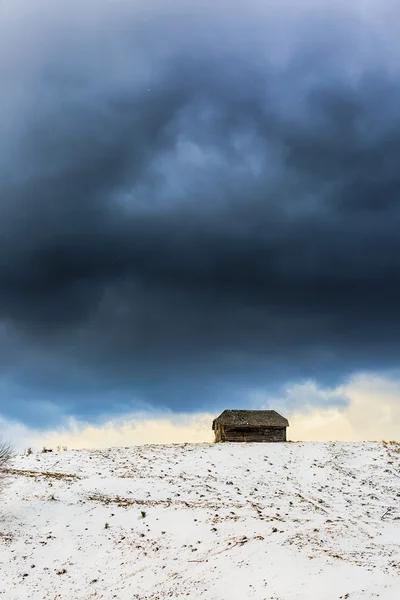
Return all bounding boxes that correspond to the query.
[1,0,400,417]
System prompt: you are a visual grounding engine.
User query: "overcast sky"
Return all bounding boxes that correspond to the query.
[1,0,400,443]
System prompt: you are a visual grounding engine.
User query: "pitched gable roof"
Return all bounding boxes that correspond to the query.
[212,410,289,429]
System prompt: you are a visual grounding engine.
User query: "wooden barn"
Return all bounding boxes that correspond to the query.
[212,410,289,443]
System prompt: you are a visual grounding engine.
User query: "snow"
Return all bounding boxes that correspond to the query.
[0,441,399,599]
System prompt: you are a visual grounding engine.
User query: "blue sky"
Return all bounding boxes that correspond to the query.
[1,0,400,445]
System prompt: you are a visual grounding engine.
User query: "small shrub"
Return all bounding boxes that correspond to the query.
[140,510,147,519]
[104,522,109,529]
[0,436,14,492]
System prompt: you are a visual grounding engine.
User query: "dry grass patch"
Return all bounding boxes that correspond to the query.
[86,492,246,511]
[6,468,82,481]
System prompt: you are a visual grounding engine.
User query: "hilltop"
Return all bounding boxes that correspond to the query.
[0,442,399,599]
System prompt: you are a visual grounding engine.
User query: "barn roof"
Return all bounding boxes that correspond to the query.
[212,410,289,429]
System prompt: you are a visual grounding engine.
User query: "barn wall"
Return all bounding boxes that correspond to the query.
[214,425,221,442]
[214,424,226,442]
[216,426,286,442]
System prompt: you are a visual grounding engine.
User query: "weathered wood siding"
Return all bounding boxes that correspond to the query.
[214,425,286,443]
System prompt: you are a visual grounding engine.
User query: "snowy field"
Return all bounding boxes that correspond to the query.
[0,441,399,600]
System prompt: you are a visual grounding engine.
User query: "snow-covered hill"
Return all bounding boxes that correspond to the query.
[0,442,399,600]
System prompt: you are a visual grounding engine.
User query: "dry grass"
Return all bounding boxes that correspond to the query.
[87,492,170,508]
[6,468,81,481]
[86,492,246,511]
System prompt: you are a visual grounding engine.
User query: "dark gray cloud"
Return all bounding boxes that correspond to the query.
[1,0,400,421]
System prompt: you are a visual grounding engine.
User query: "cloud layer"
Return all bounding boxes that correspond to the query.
[1,1,400,422]
[2,373,398,450]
